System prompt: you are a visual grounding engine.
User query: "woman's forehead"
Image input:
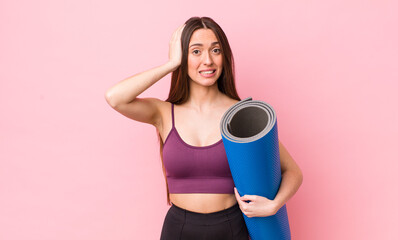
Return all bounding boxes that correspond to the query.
[189,29,218,46]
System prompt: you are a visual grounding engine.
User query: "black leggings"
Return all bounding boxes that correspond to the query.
[160,203,250,240]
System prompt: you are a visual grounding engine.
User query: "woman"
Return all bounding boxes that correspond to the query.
[105,16,303,240]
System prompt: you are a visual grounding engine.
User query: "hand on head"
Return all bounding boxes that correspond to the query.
[168,24,186,71]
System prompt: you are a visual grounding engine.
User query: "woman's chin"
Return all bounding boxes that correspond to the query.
[191,80,218,87]
[190,76,220,87]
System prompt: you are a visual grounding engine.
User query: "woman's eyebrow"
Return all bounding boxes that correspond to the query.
[189,42,220,48]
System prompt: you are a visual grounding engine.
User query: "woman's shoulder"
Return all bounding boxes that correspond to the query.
[215,95,239,115]
[222,95,240,107]
[139,98,171,115]
[150,99,173,138]
[156,100,173,118]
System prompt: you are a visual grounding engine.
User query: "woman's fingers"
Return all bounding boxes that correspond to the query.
[235,188,255,217]
[234,187,241,201]
[171,24,184,42]
[234,187,248,206]
[168,23,186,69]
[240,194,257,202]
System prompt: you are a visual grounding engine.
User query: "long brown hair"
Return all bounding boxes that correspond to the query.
[158,16,241,205]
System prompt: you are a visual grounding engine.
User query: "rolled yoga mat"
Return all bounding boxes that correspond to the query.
[220,97,291,240]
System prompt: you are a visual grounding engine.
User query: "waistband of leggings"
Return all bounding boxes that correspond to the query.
[169,203,242,225]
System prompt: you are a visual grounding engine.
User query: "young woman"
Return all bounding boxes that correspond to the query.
[105,16,303,240]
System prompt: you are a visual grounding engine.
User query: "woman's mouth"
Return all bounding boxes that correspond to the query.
[199,69,216,77]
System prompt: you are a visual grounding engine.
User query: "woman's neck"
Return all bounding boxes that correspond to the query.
[186,81,223,111]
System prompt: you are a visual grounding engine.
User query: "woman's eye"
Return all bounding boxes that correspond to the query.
[192,49,220,55]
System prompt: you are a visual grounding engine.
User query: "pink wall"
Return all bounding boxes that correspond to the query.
[1,0,397,239]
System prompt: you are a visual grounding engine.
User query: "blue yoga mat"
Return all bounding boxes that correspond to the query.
[220,97,291,240]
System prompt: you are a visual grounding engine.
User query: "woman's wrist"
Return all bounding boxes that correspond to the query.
[272,198,284,213]
[166,61,180,72]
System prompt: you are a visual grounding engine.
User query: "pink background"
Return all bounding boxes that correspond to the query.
[1,0,397,239]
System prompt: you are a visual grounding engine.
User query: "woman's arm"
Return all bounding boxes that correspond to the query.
[273,140,303,210]
[104,62,176,126]
[105,61,177,108]
[104,24,185,126]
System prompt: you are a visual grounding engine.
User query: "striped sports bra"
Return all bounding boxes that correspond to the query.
[162,103,235,194]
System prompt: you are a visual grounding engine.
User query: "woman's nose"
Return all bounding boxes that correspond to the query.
[203,51,213,65]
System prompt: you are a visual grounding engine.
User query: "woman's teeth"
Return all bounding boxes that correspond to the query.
[200,70,215,74]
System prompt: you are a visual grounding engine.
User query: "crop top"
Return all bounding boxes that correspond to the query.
[162,103,235,194]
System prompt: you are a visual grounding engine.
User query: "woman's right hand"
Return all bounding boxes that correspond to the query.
[168,24,186,71]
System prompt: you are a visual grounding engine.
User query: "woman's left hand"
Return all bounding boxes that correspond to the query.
[234,187,281,218]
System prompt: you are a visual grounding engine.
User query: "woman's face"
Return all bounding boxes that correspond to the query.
[187,28,223,87]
